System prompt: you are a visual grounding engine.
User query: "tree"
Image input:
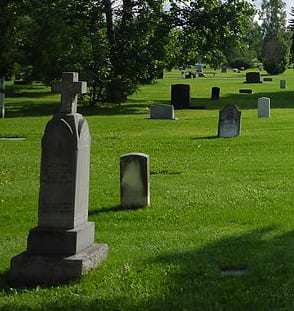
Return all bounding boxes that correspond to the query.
[260,0,290,74]
[0,0,18,78]
[166,0,255,68]
[289,7,294,63]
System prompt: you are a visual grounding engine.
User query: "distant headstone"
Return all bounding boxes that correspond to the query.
[218,105,241,138]
[211,87,220,100]
[184,71,195,79]
[0,78,5,118]
[258,97,271,118]
[263,77,273,82]
[171,84,191,109]
[150,104,175,120]
[280,80,287,89]
[9,72,108,286]
[246,72,261,83]
[120,153,150,209]
[239,89,253,94]
[221,66,228,73]
[195,63,204,73]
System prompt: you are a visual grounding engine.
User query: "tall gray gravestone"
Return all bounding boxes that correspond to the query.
[150,104,175,120]
[258,97,271,118]
[218,105,241,138]
[120,153,150,209]
[0,78,5,118]
[10,72,108,286]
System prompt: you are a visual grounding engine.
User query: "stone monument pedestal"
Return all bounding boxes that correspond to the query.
[10,243,108,286]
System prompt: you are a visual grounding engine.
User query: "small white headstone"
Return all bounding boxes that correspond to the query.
[150,104,175,120]
[258,97,270,118]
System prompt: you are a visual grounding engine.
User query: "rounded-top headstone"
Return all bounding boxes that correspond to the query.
[218,105,241,138]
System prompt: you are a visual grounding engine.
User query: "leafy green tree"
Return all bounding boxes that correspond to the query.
[0,0,18,78]
[166,0,255,68]
[260,0,290,74]
[289,7,294,63]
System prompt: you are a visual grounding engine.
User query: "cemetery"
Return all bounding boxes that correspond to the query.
[0,67,294,309]
[1,0,294,310]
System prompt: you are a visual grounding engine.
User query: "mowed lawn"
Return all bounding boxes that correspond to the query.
[1,69,294,310]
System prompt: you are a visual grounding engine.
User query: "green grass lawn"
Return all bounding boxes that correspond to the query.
[1,69,294,310]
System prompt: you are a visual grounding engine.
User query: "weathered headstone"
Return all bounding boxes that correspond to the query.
[171,84,191,109]
[150,104,175,120]
[258,97,271,118]
[280,80,287,89]
[211,87,220,100]
[10,72,108,286]
[246,72,261,83]
[218,105,241,138]
[0,78,5,118]
[120,153,150,209]
[239,89,253,94]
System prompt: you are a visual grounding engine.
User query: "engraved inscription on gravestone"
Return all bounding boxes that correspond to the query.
[218,105,241,138]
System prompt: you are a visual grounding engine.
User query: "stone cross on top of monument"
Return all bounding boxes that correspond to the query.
[54,72,87,114]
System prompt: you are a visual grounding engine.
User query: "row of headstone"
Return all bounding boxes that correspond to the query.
[0,77,5,118]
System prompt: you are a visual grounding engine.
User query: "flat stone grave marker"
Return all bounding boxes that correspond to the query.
[211,87,220,100]
[239,89,253,94]
[120,153,150,209]
[246,72,261,83]
[171,84,191,109]
[150,104,175,120]
[0,136,26,141]
[258,97,271,118]
[263,77,272,82]
[218,105,241,138]
[0,78,5,118]
[9,72,108,286]
[280,80,287,89]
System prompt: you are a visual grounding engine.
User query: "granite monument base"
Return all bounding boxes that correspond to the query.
[9,243,108,287]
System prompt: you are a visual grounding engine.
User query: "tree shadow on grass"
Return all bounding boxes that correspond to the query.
[4,89,294,118]
[3,227,294,310]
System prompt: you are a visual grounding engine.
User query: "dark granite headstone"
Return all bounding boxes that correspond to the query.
[171,84,191,109]
[246,72,261,83]
[120,153,150,209]
[239,89,253,94]
[9,72,108,286]
[211,87,220,100]
[218,105,241,138]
